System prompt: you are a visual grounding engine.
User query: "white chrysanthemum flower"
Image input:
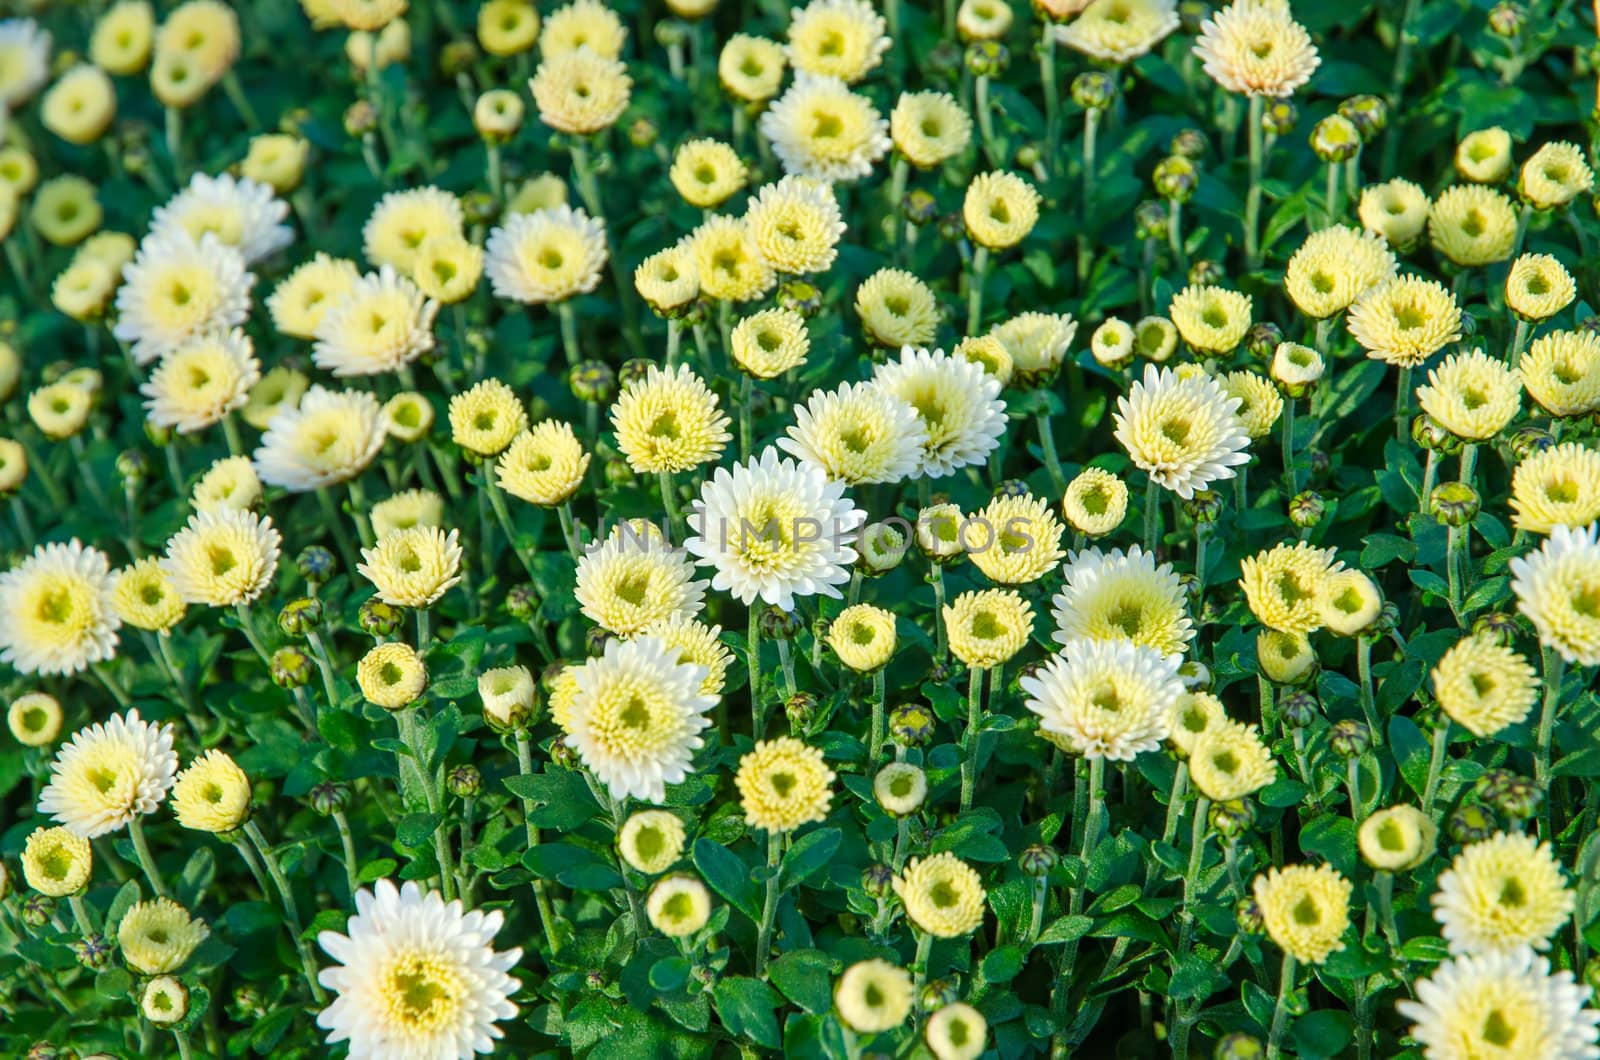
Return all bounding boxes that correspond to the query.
[743,175,846,275]
[759,72,891,183]
[0,539,120,676]
[149,172,294,264]
[484,204,607,305]
[357,526,464,609]
[1433,832,1574,957]
[1509,521,1600,666]
[37,709,177,838]
[317,879,522,1060]
[140,328,260,433]
[1020,637,1183,761]
[161,508,282,607]
[0,19,53,108]
[1397,947,1600,1060]
[113,231,254,365]
[575,536,708,636]
[778,380,929,485]
[562,636,716,803]
[1051,545,1195,658]
[362,187,465,273]
[684,446,865,611]
[253,386,386,492]
[1194,0,1320,98]
[1055,0,1179,64]
[312,266,440,377]
[1113,364,1251,499]
[785,0,890,83]
[873,346,1008,478]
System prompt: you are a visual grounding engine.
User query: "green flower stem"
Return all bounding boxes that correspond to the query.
[231,834,274,898]
[1265,952,1298,1059]
[1066,758,1107,982]
[1445,523,1464,622]
[92,661,136,712]
[1244,94,1265,268]
[316,487,361,573]
[966,244,989,336]
[173,1030,196,1060]
[486,141,504,205]
[331,809,362,903]
[776,638,797,701]
[1292,728,1320,810]
[892,816,910,872]
[515,733,564,955]
[870,669,888,768]
[1281,396,1299,499]
[1145,761,1189,888]
[1345,149,1363,208]
[558,501,586,561]
[1041,31,1060,169]
[127,816,169,899]
[665,317,682,368]
[304,630,343,711]
[1509,317,1531,369]
[1380,0,1418,175]
[165,105,185,180]
[1534,647,1566,804]
[1036,411,1065,494]
[243,821,328,1003]
[1259,675,1277,737]
[482,473,537,577]
[1458,442,1477,487]
[929,562,949,664]
[1177,796,1212,956]
[67,894,95,936]
[1027,875,1047,945]
[1324,161,1340,226]
[960,666,984,812]
[1375,871,1400,949]
[658,470,682,527]
[1168,199,1187,272]
[754,830,785,977]
[748,608,766,739]
[234,603,273,667]
[68,436,110,511]
[1356,635,1381,738]
[739,374,753,460]
[974,75,1000,169]
[1511,202,1533,261]
[1394,364,1412,444]
[556,300,581,371]
[912,929,934,992]
[1143,475,1162,553]
[346,476,375,547]
[1222,838,1246,901]
[221,412,245,458]
[1418,449,1438,515]
[1346,758,1366,827]
[888,156,909,261]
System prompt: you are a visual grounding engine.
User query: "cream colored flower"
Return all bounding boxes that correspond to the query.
[1194,0,1320,98]
[357,526,464,608]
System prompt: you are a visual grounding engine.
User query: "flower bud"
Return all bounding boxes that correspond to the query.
[1214,1031,1266,1060]
[1178,659,1211,691]
[116,449,150,488]
[889,703,936,748]
[785,692,817,730]
[1410,413,1454,452]
[25,1044,59,1060]
[1245,322,1283,362]
[1170,128,1207,160]
[359,599,405,637]
[1487,772,1542,821]
[1509,425,1555,460]
[1288,491,1325,529]
[1209,798,1256,838]
[858,522,909,575]
[1338,95,1387,141]
[919,978,959,1011]
[23,894,55,927]
[1488,2,1525,36]
[505,584,539,621]
[777,279,824,317]
[1234,898,1264,936]
[903,188,939,227]
[627,117,659,150]
[1329,719,1373,759]
[1019,844,1058,878]
[71,933,113,970]
[1262,100,1297,138]
[270,647,313,689]
[1187,259,1225,287]
[297,545,336,588]
[141,975,189,1025]
[1091,318,1136,368]
[604,459,633,486]
[1310,114,1361,163]
[1257,629,1316,685]
[1071,70,1115,110]
[569,360,616,405]
[1357,804,1436,871]
[1472,612,1520,646]
[1183,488,1222,525]
[1447,803,1497,845]
[1153,156,1197,203]
[1271,342,1323,396]
[1134,200,1168,241]
[862,863,894,897]
[309,781,351,816]
[474,90,525,142]
[1014,143,1041,170]
[550,734,579,769]
[964,40,1009,78]
[1429,481,1480,527]
[344,100,378,138]
[440,39,479,77]
[277,597,323,638]
[447,765,483,798]
[1278,689,1319,729]
[761,605,803,641]
[230,984,267,1022]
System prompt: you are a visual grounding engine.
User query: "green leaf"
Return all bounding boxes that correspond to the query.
[1388,715,1433,798]
[649,956,690,992]
[980,944,1024,985]
[1034,915,1094,945]
[503,769,600,830]
[713,976,781,1049]
[1298,815,1358,878]
[396,812,442,848]
[1168,953,1228,1002]
[1290,1010,1355,1059]
[780,828,841,889]
[693,838,761,922]
[768,949,835,1015]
